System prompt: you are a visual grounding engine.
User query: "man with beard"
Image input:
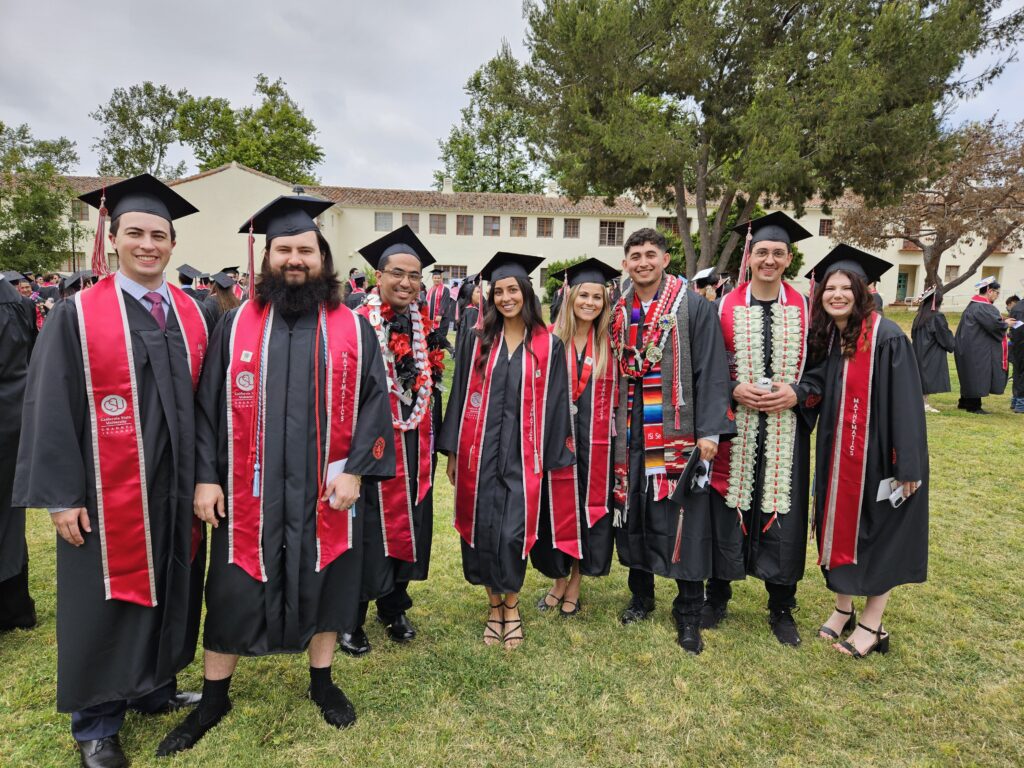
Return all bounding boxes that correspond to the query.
[14,174,209,768]
[337,226,446,654]
[611,228,735,654]
[158,195,395,755]
[706,213,818,646]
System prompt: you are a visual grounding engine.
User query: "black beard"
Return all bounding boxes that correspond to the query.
[256,269,331,317]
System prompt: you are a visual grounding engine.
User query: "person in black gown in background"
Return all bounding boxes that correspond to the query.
[911,286,955,413]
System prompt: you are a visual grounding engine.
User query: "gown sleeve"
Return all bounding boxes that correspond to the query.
[876,330,928,484]
[687,292,736,440]
[934,314,955,352]
[12,301,88,509]
[194,308,234,486]
[437,326,475,456]
[345,314,397,481]
[542,335,575,471]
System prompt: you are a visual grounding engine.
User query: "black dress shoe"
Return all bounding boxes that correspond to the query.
[700,600,728,630]
[309,682,357,729]
[620,595,655,625]
[338,628,371,656]
[78,735,128,768]
[676,620,704,655]
[967,408,990,415]
[769,607,802,646]
[144,690,202,715]
[381,612,416,643]
[155,700,232,756]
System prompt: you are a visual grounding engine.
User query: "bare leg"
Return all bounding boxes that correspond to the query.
[204,650,240,681]
[503,591,523,649]
[835,591,892,655]
[541,577,568,608]
[308,632,337,668]
[819,593,856,638]
[484,587,504,646]
[561,562,582,613]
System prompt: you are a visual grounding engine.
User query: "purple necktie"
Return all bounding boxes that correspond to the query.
[145,292,166,330]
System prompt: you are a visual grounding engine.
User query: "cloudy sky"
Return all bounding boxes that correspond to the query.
[2,0,1021,189]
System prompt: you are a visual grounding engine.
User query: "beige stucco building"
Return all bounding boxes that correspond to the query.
[63,162,1024,310]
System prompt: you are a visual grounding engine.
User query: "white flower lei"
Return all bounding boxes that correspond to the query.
[725,302,802,515]
[364,293,433,433]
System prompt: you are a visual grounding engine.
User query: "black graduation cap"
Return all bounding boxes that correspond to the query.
[352,273,366,287]
[239,195,333,239]
[563,257,620,287]
[63,270,94,291]
[3,270,28,283]
[480,252,544,283]
[805,243,892,284]
[669,448,709,503]
[177,264,201,280]
[430,266,445,275]
[357,225,436,269]
[79,173,198,222]
[220,265,240,276]
[466,272,480,285]
[733,211,812,246]
[211,272,236,290]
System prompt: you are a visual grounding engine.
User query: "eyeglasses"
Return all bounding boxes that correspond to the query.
[380,269,423,284]
[752,248,789,259]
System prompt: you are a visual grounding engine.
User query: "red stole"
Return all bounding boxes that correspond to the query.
[427,285,446,321]
[76,277,207,607]
[226,300,361,581]
[711,281,808,499]
[356,304,433,563]
[818,313,881,570]
[970,295,1009,371]
[232,283,244,300]
[548,331,615,558]
[455,328,553,557]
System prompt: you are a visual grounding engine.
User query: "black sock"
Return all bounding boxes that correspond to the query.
[309,666,333,698]
[199,676,231,720]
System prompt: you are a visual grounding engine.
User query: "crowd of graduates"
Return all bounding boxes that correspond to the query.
[0,173,1018,768]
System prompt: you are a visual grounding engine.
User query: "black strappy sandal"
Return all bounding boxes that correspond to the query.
[835,622,890,658]
[502,600,524,650]
[559,597,581,618]
[483,604,504,647]
[818,605,856,640]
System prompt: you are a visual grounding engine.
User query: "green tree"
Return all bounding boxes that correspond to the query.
[90,82,188,178]
[504,0,1021,277]
[541,255,586,302]
[433,42,545,193]
[177,74,324,184]
[0,122,79,273]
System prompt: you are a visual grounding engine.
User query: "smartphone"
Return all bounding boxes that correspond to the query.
[755,377,773,392]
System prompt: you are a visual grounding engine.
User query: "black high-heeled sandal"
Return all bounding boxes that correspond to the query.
[502,600,524,649]
[818,605,856,640]
[483,604,504,646]
[835,622,890,658]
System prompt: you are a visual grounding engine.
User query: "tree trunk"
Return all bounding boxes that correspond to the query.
[694,146,712,272]
[674,180,697,278]
[942,220,1022,292]
[716,193,760,275]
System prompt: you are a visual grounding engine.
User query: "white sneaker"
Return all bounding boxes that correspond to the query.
[924,404,940,413]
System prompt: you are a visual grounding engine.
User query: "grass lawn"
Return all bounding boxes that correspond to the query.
[2,308,1022,767]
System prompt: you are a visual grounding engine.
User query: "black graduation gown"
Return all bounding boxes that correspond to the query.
[809,318,929,595]
[709,297,815,586]
[0,281,35,584]
[454,306,479,350]
[197,306,395,656]
[438,333,574,594]
[531,344,614,579]
[13,297,206,713]
[202,294,224,323]
[954,300,1008,398]
[344,290,366,310]
[911,313,955,395]
[427,288,455,336]
[615,292,735,582]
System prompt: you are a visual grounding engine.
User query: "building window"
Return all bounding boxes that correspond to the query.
[818,218,834,237]
[599,220,625,247]
[71,199,90,221]
[107,253,119,270]
[656,216,680,236]
[981,266,1001,283]
[564,218,580,238]
[435,264,467,280]
[537,217,553,238]
[374,212,393,232]
[483,215,501,237]
[943,264,960,283]
[456,215,473,236]
[510,216,527,237]
[429,213,446,235]
[402,213,420,233]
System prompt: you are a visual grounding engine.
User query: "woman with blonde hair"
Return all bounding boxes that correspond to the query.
[533,258,620,617]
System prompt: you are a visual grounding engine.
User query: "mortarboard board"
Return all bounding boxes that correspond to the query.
[357,225,436,270]
[975,275,999,290]
[239,195,333,240]
[480,252,544,283]
[220,265,240,276]
[3,271,28,283]
[805,243,892,284]
[669,448,710,505]
[211,272,236,290]
[563,257,620,287]
[733,211,812,247]
[430,266,446,275]
[79,173,198,223]
[177,264,201,280]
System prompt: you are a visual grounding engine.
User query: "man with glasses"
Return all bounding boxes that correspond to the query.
[954,276,1011,414]
[337,226,443,655]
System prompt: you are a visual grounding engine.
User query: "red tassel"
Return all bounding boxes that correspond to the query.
[762,511,778,533]
[671,510,684,563]
[738,222,752,283]
[91,188,110,277]
[674,405,680,430]
[247,218,256,296]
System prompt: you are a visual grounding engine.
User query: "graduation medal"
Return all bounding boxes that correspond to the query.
[645,345,663,363]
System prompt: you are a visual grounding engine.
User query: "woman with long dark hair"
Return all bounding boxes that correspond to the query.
[911,286,955,412]
[438,253,574,649]
[203,272,242,321]
[805,245,929,659]
[532,259,618,617]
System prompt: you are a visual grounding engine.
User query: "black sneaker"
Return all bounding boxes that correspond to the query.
[676,620,704,655]
[700,600,728,630]
[620,595,655,625]
[768,607,801,646]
